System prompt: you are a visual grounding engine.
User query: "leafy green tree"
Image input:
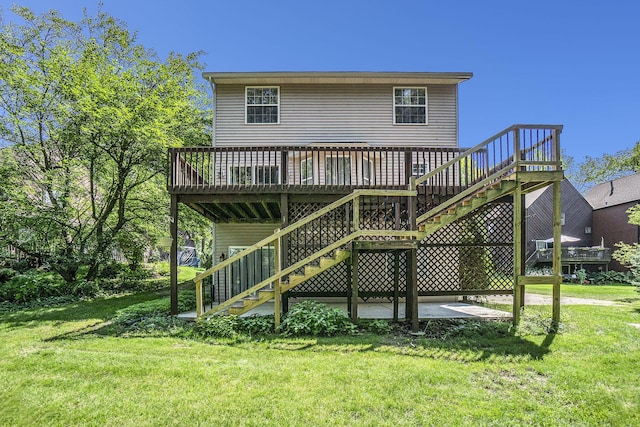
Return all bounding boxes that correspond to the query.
[577,141,640,188]
[0,6,210,282]
[612,205,640,280]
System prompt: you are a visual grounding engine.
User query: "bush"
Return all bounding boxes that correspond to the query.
[238,314,276,335]
[0,267,18,283]
[279,300,357,337]
[588,270,634,285]
[195,315,241,338]
[0,271,64,303]
[360,319,393,334]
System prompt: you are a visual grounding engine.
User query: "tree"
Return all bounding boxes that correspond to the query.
[0,6,210,282]
[612,205,640,281]
[576,141,640,189]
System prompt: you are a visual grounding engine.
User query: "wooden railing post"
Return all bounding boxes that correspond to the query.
[274,232,282,327]
[407,176,418,333]
[552,180,562,326]
[196,279,203,317]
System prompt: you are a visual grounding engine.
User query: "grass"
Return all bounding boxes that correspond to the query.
[1,286,639,426]
[527,283,639,301]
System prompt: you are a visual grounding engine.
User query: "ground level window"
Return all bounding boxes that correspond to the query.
[394,87,427,124]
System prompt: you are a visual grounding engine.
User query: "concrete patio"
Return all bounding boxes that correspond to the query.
[178,300,512,321]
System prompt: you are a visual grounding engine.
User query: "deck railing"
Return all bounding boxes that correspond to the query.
[531,247,612,264]
[415,124,563,221]
[168,146,466,193]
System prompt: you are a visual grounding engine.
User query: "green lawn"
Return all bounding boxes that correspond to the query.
[1,287,639,426]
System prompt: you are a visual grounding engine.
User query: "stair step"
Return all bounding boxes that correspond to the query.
[320,257,334,268]
[258,290,274,299]
[305,266,321,276]
[447,208,457,215]
[288,274,305,285]
[462,199,472,206]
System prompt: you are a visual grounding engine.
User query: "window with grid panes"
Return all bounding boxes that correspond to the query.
[246,87,279,124]
[394,87,427,124]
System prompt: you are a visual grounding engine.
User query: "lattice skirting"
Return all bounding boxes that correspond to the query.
[287,200,515,297]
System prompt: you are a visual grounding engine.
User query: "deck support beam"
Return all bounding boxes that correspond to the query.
[513,179,525,325]
[552,180,562,325]
[407,177,419,332]
[280,193,289,314]
[170,194,179,315]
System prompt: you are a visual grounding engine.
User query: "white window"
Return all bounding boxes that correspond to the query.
[561,212,566,226]
[326,156,351,185]
[363,159,373,185]
[255,165,279,185]
[229,166,252,185]
[229,165,279,185]
[411,163,428,176]
[301,158,313,184]
[246,86,279,124]
[394,87,427,125]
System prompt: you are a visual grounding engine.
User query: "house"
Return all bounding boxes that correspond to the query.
[524,180,611,272]
[167,71,565,329]
[585,173,640,271]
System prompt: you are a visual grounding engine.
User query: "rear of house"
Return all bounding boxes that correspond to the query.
[168,71,565,329]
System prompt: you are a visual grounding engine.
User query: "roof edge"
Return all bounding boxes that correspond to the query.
[202,71,473,85]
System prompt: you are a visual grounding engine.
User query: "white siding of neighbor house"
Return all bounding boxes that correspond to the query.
[214,84,459,147]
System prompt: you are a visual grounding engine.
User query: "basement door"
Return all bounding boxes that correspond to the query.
[228,246,275,296]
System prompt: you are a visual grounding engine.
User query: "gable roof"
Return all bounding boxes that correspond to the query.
[524,179,585,209]
[584,173,640,210]
[202,71,473,85]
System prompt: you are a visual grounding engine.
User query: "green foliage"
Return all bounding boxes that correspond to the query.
[0,5,211,283]
[195,315,241,338]
[588,270,634,285]
[0,267,18,282]
[238,314,276,335]
[279,300,357,337]
[0,271,66,303]
[360,319,393,334]
[577,141,640,187]
[575,268,587,284]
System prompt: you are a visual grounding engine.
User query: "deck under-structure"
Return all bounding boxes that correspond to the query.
[168,124,565,331]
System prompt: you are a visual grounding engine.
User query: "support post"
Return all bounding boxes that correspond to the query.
[280,193,289,314]
[274,233,281,328]
[351,247,359,323]
[552,180,562,325]
[513,181,524,325]
[170,194,179,315]
[407,177,419,332]
[393,251,400,322]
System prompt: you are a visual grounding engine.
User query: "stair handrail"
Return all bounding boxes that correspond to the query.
[414,124,562,224]
[194,188,416,316]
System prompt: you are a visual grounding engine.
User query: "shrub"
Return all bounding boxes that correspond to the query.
[588,270,634,285]
[279,300,357,337]
[0,267,18,283]
[238,314,276,335]
[360,319,393,334]
[0,271,64,303]
[195,315,241,338]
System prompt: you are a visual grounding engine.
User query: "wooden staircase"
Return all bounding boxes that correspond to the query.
[192,124,564,322]
[227,249,351,315]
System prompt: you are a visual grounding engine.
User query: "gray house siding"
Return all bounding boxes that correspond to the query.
[214,84,459,147]
[525,180,593,257]
[213,223,279,263]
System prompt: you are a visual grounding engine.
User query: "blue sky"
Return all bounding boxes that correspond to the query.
[5,0,639,163]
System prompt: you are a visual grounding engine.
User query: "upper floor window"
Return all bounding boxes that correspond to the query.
[246,87,279,124]
[394,87,427,125]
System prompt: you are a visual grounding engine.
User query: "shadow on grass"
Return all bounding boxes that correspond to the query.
[0,290,168,327]
[261,321,557,362]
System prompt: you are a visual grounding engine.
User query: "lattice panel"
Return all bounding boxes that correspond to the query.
[418,201,514,294]
[357,252,407,297]
[287,262,349,295]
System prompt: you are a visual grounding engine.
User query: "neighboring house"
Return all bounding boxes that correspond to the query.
[167,71,564,328]
[524,180,612,272]
[585,173,640,271]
